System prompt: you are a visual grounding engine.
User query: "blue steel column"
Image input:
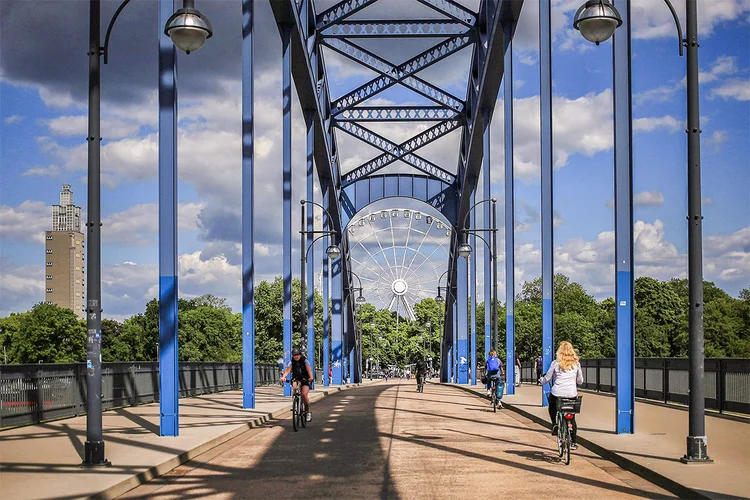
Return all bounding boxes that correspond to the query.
[482,111,492,362]
[322,183,330,386]
[281,24,292,397]
[305,111,316,386]
[241,0,256,408]
[613,0,634,434]
[540,0,554,407]
[457,249,469,384]
[158,0,179,436]
[504,29,516,396]
[470,192,477,385]
[331,259,343,384]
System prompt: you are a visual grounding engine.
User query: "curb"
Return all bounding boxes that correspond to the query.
[446,383,709,500]
[93,383,363,500]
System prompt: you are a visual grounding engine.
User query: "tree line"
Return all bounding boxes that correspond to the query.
[0,275,747,366]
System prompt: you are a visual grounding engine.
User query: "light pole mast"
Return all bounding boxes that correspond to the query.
[683,0,709,463]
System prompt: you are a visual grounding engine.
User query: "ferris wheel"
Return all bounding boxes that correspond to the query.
[346,205,451,320]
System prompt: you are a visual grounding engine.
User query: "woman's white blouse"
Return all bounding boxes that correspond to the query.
[539,360,584,398]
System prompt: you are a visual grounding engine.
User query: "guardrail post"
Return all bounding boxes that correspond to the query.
[663,358,669,404]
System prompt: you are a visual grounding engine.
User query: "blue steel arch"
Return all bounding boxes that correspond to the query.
[341,173,457,229]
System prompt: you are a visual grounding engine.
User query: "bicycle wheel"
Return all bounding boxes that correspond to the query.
[300,402,307,428]
[564,428,571,465]
[292,395,299,432]
[492,389,497,413]
[556,414,564,457]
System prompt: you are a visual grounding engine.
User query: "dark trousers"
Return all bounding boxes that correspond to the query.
[536,369,542,384]
[547,393,577,443]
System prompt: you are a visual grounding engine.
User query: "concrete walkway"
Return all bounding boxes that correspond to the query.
[120,379,673,499]
[452,382,750,500]
[0,382,367,500]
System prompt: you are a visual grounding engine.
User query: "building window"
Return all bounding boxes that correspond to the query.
[46,249,53,254]
[47,262,53,267]
[46,235,53,240]
[47,275,53,280]
[46,301,53,305]
[46,288,53,293]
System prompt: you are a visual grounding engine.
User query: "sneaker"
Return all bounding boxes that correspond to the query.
[306,412,312,422]
[497,401,503,408]
[551,424,558,435]
[486,389,491,397]
[570,442,578,450]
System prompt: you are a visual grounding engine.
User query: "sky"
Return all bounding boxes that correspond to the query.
[1,0,748,322]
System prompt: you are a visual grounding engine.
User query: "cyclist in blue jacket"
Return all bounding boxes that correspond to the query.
[485,350,504,400]
[280,346,314,422]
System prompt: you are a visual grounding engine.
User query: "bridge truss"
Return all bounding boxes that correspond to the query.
[154,0,637,439]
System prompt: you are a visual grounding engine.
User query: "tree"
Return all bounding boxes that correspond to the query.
[12,303,86,363]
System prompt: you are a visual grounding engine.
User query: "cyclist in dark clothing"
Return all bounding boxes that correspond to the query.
[415,359,428,390]
[280,346,314,421]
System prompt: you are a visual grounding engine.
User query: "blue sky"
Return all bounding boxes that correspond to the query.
[1,0,748,321]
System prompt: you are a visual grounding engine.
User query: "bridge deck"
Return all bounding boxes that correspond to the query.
[0,380,746,499]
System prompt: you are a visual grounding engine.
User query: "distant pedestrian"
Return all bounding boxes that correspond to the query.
[277,356,285,380]
[515,355,522,387]
[534,355,543,385]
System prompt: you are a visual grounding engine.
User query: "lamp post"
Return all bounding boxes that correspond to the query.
[457,199,498,353]
[299,199,341,381]
[424,320,431,359]
[369,321,375,379]
[573,0,710,463]
[84,0,211,467]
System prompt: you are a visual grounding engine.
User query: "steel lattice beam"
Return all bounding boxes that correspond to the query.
[416,0,476,26]
[341,119,461,185]
[326,36,468,113]
[336,120,457,183]
[336,106,460,122]
[317,0,379,30]
[322,20,471,38]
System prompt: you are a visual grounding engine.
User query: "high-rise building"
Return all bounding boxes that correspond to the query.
[45,185,85,319]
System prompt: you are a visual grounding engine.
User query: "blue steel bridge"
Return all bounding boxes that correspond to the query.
[149,0,647,437]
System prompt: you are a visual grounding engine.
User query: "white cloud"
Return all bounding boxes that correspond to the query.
[4,115,23,124]
[711,78,750,101]
[633,116,682,133]
[0,201,49,243]
[607,190,665,208]
[103,202,203,246]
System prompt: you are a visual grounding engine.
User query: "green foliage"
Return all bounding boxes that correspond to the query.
[1,276,747,365]
[0,303,86,363]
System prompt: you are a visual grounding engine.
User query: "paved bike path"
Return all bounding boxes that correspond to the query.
[121,379,673,499]
[0,382,367,500]
[456,382,750,500]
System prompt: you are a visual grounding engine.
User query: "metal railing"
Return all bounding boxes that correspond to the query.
[520,358,750,415]
[0,362,280,428]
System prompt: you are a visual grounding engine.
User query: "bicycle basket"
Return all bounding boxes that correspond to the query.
[556,396,582,413]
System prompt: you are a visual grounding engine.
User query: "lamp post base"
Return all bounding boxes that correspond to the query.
[680,436,713,464]
[82,440,111,467]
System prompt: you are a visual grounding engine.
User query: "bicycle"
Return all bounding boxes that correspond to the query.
[554,396,582,465]
[488,375,504,412]
[285,379,308,431]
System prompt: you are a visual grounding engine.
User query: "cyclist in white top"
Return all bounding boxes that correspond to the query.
[539,341,584,447]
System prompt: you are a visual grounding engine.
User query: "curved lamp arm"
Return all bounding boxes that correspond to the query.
[662,0,685,56]
[461,198,496,231]
[102,0,132,64]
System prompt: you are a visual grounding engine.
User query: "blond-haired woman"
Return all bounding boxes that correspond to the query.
[538,341,584,448]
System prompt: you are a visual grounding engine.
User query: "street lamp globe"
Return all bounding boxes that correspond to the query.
[573,0,622,45]
[457,243,473,258]
[164,1,213,54]
[435,293,445,304]
[425,321,431,329]
[325,244,341,260]
[356,294,367,305]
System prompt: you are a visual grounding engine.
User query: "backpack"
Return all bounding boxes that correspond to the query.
[486,356,500,371]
